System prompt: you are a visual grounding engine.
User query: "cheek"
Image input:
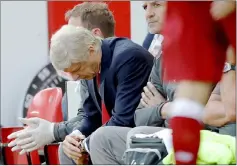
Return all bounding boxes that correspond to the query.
[159,7,166,22]
[145,13,150,21]
[91,63,98,72]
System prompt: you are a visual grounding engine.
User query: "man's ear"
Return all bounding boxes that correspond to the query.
[91,28,104,38]
[88,45,96,57]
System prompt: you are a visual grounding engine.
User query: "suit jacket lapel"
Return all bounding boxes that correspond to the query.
[100,40,114,83]
[99,39,117,111]
[99,40,113,107]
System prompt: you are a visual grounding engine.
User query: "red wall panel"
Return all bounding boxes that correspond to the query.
[47,1,131,42]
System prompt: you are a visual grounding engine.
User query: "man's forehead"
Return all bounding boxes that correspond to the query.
[142,1,164,5]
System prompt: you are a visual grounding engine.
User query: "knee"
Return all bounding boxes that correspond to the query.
[58,143,75,165]
[90,126,113,151]
[127,126,149,138]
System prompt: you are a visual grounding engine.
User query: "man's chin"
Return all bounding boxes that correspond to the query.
[148,25,161,34]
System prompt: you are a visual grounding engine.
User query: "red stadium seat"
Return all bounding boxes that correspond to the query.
[44,143,60,165]
[27,87,63,122]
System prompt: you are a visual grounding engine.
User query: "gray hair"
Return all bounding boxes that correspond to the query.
[50,24,102,71]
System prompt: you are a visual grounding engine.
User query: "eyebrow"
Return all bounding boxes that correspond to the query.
[142,1,162,8]
[151,1,162,6]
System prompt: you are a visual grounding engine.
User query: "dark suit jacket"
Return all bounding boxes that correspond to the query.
[77,37,154,137]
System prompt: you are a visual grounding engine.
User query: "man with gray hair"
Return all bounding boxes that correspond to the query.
[50,24,153,164]
[7,1,115,160]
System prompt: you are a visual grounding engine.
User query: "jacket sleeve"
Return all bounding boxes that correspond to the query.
[76,80,89,116]
[134,106,165,127]
[149,57,166,98]
[53,113,85,142]
[76,82,102,137]
[136,57,166,110]
[53,80,89,142]
[105,49,153,127]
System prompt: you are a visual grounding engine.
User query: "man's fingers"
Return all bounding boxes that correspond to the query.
[66,135,80,147]
[141,92,149,104]
[20,141,37,149]
[8,131,33,147]
[8,139,18,147]
[11,145,21,152]
[63,142,81,159]
[25,146,38,153]
[143,86,153,99]
[65,149,81,161]
[140,99,149,107]
[64,137,81,153]
[16,137,34,146]
[8,130,23,139]
[16,131,32,139]
[147,82,159,95]
[19,149,27,155]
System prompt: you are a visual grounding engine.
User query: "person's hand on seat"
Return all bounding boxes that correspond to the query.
[141,82,166,107]
[7,117,55,154]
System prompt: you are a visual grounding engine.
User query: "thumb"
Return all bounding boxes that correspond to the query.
[18,117,39,126]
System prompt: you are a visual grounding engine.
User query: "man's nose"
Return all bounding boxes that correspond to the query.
[146,7,155,19]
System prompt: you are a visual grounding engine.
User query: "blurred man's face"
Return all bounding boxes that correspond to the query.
[63,46,102,80]
[143,1,166,34]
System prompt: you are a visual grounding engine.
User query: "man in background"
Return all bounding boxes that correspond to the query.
[88,1,236,164]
